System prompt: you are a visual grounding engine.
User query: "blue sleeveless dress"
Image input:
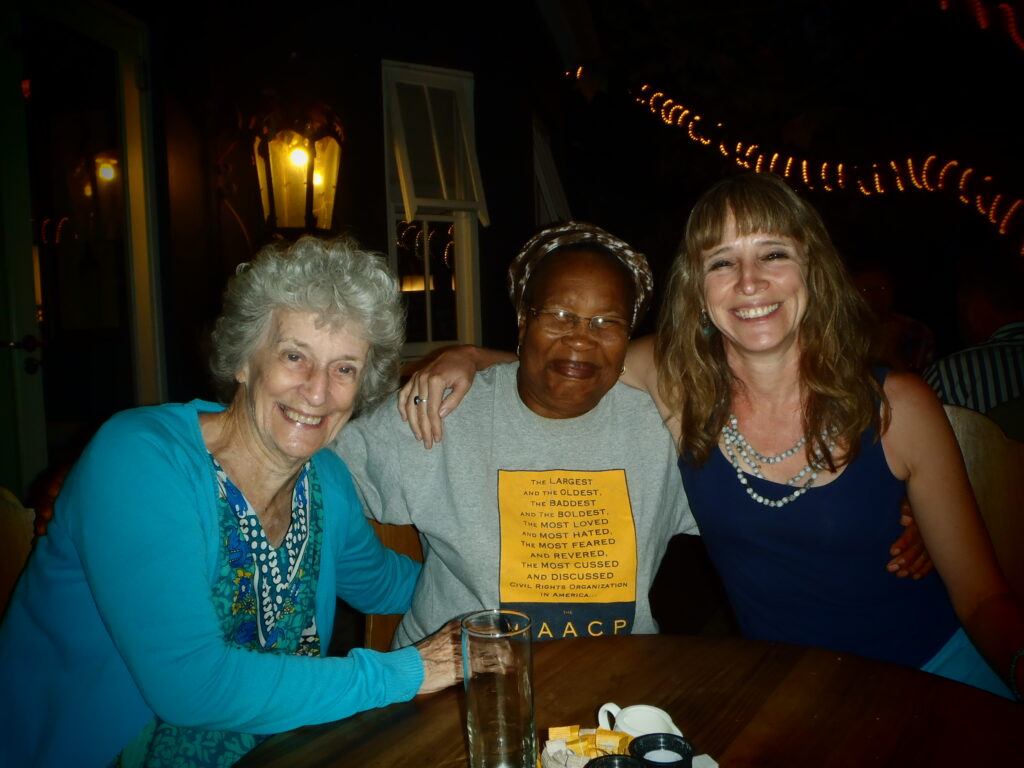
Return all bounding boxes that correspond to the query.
[680,427,963,667]
[680,411,1012,697]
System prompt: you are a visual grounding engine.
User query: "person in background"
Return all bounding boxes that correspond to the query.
[923,257,1024,439]
[0,236,462,768]
[853,264,935,374]
[335,222,697,646]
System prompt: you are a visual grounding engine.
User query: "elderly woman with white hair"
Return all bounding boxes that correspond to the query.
[0,236,462,768]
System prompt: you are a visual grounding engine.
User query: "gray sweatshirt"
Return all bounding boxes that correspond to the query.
[334,362,696,647]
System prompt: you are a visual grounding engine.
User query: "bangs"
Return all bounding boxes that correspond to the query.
[687,176,808,255]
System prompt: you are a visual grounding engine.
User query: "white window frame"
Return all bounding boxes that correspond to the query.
[382,60,487,359]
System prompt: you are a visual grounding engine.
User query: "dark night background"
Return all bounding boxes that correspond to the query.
[11,0,1024,425]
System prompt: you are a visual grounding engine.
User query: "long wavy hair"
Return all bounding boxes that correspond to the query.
[656,173,886,469]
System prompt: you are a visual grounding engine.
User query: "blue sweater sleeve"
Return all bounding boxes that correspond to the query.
[64,406,424,734]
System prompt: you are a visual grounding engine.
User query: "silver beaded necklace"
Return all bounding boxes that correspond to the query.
[721,414,836,508]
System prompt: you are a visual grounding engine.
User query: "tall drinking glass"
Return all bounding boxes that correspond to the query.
[461,609,536,768]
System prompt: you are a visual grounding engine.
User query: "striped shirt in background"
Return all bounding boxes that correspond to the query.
[923,322,1024,414]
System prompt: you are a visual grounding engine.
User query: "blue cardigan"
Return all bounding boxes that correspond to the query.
[0,400,423,768]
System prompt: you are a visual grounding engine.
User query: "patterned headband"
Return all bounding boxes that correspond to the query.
[507,221,654,327]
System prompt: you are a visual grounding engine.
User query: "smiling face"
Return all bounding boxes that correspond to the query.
[702,211,809,363]
[516,248,633,419]
[236,309,369,469]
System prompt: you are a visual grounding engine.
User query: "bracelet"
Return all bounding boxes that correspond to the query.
[1011,649,1024,702]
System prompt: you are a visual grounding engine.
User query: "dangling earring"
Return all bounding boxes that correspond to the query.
[700,309,712,337]
[516,343,521,357]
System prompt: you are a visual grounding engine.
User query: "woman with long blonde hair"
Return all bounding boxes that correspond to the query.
[646,173,1023,699]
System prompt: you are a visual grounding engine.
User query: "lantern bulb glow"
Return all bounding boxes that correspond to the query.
[98,163,116,181]
[290,148,309,167]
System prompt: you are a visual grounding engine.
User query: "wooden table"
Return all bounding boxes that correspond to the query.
[237,634,1023,767]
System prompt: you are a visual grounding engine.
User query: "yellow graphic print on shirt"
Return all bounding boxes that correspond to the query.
[498,469,637,639]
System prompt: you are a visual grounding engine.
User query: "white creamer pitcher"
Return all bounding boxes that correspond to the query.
[597,702,682,738]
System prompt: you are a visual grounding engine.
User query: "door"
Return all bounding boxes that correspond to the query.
[0,3,163,499]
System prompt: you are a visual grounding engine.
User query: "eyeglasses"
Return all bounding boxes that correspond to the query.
[528,308,630,337]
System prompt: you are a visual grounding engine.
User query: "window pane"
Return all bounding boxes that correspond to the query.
[312,135,341,228]
[427,221,458,340]
[395,82,441,200]
[425,86,460,199]
[394,82,474,205]
[395,219,458,343]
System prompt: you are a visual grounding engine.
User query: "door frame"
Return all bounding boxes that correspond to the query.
[0,1,164,497]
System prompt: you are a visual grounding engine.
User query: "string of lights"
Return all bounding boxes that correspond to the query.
[940,0,1024,51]
[566,3,1021,254]
[632,84,1023,256]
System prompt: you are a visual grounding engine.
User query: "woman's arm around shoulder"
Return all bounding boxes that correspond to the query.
[623,335,678,435]
[399,345,516,447]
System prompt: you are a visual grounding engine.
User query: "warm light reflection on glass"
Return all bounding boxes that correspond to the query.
[255,127,341,230]
[84,183,93,198]
[401,274,436,292]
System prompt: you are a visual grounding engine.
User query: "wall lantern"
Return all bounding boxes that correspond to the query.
[252,101,344,232]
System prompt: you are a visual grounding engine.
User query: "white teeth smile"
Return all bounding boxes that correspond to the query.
[282,407,323,426]
[734,303,779,319]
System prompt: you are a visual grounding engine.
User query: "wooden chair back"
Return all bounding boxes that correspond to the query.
[943,405,1024,598]
[365,519,424,651]
[984,395,1024,442]
[0,488,34,616]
